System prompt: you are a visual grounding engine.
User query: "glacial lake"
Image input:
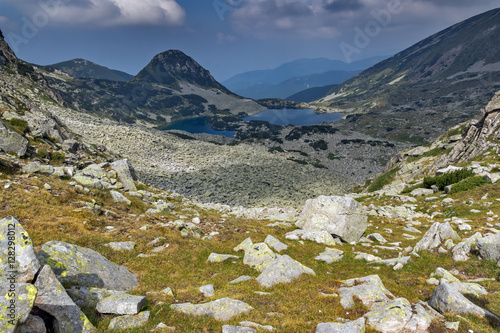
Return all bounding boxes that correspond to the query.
[162,108,343,137]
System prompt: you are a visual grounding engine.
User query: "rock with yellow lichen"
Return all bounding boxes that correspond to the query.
[242,243,277,272]
[0,283,38,333]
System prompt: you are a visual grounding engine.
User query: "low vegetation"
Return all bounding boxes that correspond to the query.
[367,167,399,192]
[423,168,475,190]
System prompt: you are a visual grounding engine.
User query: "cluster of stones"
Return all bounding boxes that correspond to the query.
[0,216,148,332]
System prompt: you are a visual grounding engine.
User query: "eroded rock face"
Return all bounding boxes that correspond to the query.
[256,255,315,288]
[170,298,253,321]
[0,216,41,283]
[110,159,137,191]
[37,241,138,291]
[296,196,367,244]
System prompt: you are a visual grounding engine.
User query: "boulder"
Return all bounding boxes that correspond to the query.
[110,159,137,191]
[228,276,254,284]
[0,216,41,283]
[199,284,214,297]
[264,235,288,252]
[295,196,367,244]
[411,222,460,255]
[285,229,339,246]
[207,253,240,263]
[104,241,135,251]
[223,326,256,333]
[452,232,482,262]
[37,241,138,291]
[315,248,344,264]
[96,293,146,315]
[65,286,125,309]
[0,283,38,333]
[338,275,394,310]
[256,255,315,288]
[110,190,132,205]
[0,119,29,157]
[234,237,253,252]
[34,265,95,333]
[243,243,277,272]
[429,280,499,321]
[170,298,253,321]
[404,300,443,332]
[477,233,500,265]
[365,298,413,333]
[315,318,365,333]
[108,311,150,330]
[410,188,434,197]
[23,161,55,175]
[15,315,47,333]
[430,267,460,283]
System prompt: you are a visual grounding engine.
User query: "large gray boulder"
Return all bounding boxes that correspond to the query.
[429,280,499,321]
[0,119,29,157]
[15,315,47,333]
[365,298,413,333]
[0,216,41,283]
[170,298,253,321]
[296,196,367,244]
[256,255,315,288]
[452,232,482,262]
[315,248,344,264]
[66,286,125,309]
[264,235,288,252]
[0,283,38,333]
[316,318,365,333]
[37,241,138,291]
[338,275,394,310]
[411,222,460,255]
[110,159,137,191]
[34,265,95,333]
[96,293,146,315]
[477,233,500,265]
[243,243,277,272]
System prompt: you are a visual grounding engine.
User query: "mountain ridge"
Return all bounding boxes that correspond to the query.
[45,58,133,82]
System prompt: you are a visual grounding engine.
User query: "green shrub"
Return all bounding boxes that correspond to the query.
[449,176,489,194]
[328,153,342,160]
[51,152,65,162]
[268,146,285,153]
[402,183,425,194]
[423,168,474,190]
[368,167,399,192]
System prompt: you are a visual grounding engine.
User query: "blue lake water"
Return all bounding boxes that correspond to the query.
[161,109,343,137]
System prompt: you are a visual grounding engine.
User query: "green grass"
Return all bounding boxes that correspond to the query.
[368,167,399,192]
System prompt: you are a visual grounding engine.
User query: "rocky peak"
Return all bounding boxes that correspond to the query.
[0,29,17,66]
[133,49,230,93]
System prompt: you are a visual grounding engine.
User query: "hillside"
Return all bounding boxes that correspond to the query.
[287,84,337,103]
[315,8,500,144]
[44,58,133,82]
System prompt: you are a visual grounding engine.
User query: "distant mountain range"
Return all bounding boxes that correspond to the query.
[286,84,337,103]
[44,58,133,82]
[314,7,500,143]
[223,56,387,99]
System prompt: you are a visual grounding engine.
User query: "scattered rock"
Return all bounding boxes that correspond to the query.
[445,321,459,330]
[315,317,365,333]
[170,298,253,321]
[96,293,146,315]
[264,235,288,252]
[367,233,387,244]
[285,229,339,246]
[410,188,434,197]
[110,190,132,205]
[199,284,214,297]
[256,255,315,288]
[239,321,276,331]
[0,118,29,157]
[207,253,240,263]
[295,196,367,244]
[37,241,138,291]
[243,243,277,272]
[354,252,382,262]
[229,276,254,284]
[108,311,150,330]
[452,232,482,261]
[364,298,413,333]
[15,314,46,333]
[315,248,344,263]
[411,222,460,255]
[110,159,137,191]
[477,233,500,265]
[338,275,394,310]
[222,325,256,333]
[104,241,135,251]
[430,267,460,282]
[234,237,253,252]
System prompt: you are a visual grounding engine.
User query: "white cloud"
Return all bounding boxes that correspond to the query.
[217,32,237,43]
[6,0,186,27]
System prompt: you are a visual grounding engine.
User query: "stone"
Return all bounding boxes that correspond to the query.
[0,118,29,157]
[199,284,214,297]
[436,166,462,175]
[452,232,482,261]
[393,263,404,271]
[367,233,387,244]
[285,229,339,246]
[429,280,499,321]
[295,196,367,244]
[0,216,41,284]
[315,248,344,264]
[104,241,135,251]
[338,275,394,310]
[37,241,138,291]
[430,267,460,282]
[264,235,288,252]
[66,286,125,309]
[207,253,239,263]
[110,190,132,205]
[445,321,459,330]
[411,222,460,255]
[96,293,146,315]
[222,326,256,333]
[315,317,365,333]
[110,159,137,191]
[403,300,443,332]
[161,287,174,296]
[365,298,413,333]
[234,237,253,252]
[370,257,410,266]
[239,321,276,331]
[410,188,434,197]
[34,265,95,333]
[152,322,176,331]
[15,314,46,333]
[448,282,488,298]
[256,255,315,288]
[170,298,253,321]
[73,164,114,190]
[0,283,38,332]
[108,311,150,330]
[243,243,277,272]
[354,252,382,262]
[229,276,254,284]
[477,233,500,265]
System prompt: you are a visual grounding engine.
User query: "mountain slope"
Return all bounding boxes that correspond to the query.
[41,50,264,124]
[233,69,360,100]
[46,58,133,82]
[287,84,337,103]
[316,8,500,143]
[0,30,17,66]
[223,56,387,93]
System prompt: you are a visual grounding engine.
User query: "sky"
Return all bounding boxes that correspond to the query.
[0,0,499,81]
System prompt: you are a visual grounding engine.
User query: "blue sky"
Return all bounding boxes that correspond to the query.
[0,0,498,81]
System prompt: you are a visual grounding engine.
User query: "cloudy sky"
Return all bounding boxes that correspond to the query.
[0,0,498,81]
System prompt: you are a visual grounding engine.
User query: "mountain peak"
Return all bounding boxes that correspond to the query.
[0,29,18,66]
[133,49,230,93]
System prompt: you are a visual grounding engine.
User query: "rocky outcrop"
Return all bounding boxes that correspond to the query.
[255,255,315,288]
[411,222,460,255]
[0,119,29,157]
[0,29,17,66]
[295,196,367,244]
